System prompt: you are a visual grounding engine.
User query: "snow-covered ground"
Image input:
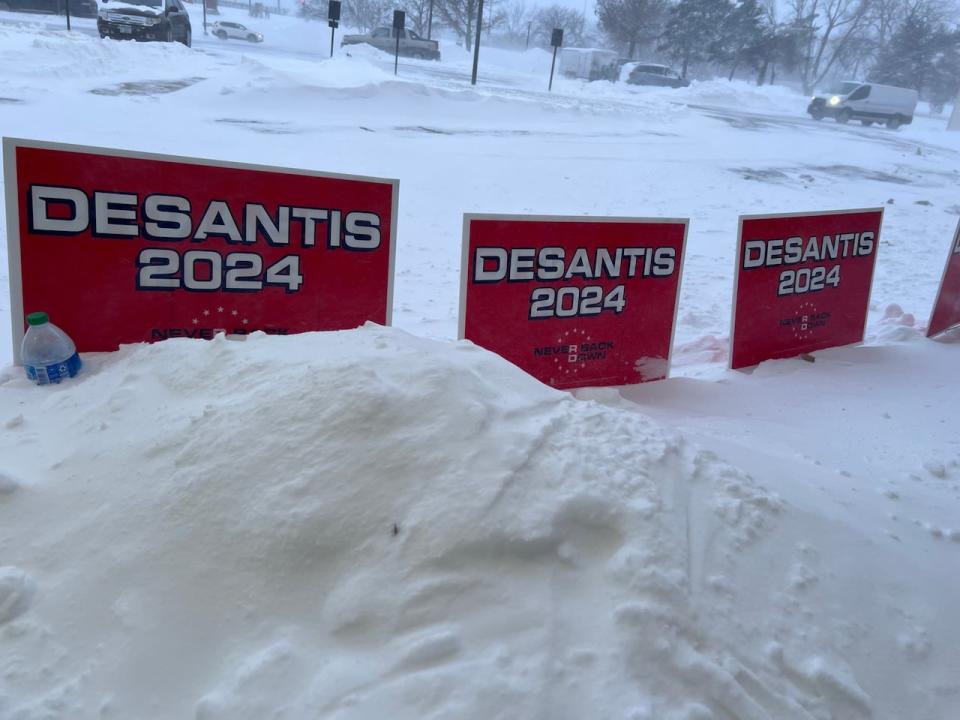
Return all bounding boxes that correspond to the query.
[1,11,959,719]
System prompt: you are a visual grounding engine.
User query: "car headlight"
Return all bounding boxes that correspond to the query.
[828,96,841,106]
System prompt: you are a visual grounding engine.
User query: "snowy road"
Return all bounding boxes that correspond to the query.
[2,7,954,141]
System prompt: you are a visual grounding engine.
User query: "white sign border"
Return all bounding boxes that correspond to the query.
[3,136,400,364]
[459,212,690,388]
[729,206,886,370]
[926,219,960,338]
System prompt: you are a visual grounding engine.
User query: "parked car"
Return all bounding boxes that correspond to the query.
[557,48,620,82]
[98,0,191,45]
[624,63,689,88]
[212,20,263,42]
[0,0,97,17]
[807,81,918,129]
[341,27,440,60]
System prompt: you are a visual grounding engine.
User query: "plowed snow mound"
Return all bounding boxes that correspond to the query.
[1,327,873,719]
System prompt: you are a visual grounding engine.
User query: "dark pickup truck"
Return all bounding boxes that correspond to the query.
[97,0,191,45]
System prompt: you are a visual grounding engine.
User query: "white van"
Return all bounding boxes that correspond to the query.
[807,81,918,129]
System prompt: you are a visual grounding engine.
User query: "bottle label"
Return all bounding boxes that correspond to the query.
[24,352,82,385]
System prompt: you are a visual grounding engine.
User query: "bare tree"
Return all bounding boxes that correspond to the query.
[402,0,432,35]
[750,0,800,84]
[501,0,533,42]
[435,0,503,49]
[343,0,392,31]
[483,0,508,32]
[533,4,586,46]
[866,0,906,46]
[435,0,477,48]
[788,0,874,94]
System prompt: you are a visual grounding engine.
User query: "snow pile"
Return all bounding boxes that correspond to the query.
[442,44,554,76]
[0,26,195,83]
[567,75,807,119]
[672,79,808,115]
[219,50,394,94]
[1,325,886,720]
[336,40,405,69]
[543,76,807,123]
[204,54,597,132]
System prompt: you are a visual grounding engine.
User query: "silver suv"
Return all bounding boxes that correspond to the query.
[212,20,263,42]
[624,63,689,88]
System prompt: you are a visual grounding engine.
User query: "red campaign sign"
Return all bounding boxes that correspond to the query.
[3,138,397,362]
[459,214,688,390]
[927,221,960,337]
[730,208,883,369]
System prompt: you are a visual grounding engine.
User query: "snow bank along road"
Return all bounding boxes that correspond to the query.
[1,15,959,720]
[2,327,959,719]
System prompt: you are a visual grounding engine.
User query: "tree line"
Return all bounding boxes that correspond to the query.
[306,0,960,107]
[596,0,960,104]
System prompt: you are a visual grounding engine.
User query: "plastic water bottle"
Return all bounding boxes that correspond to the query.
[21,312,82,386]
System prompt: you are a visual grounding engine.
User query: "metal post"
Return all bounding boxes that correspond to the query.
[548,28,562,90]
[203,0,207,34]
[549,45,557,91]
[65,0,71,31]
[470,0,484,85]
[427,0,434,40]
[328,1,341,56]
[393,9,404,75]
[525,21,531,49]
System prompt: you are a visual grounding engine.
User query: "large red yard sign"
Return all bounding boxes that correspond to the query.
[3,138,397,362]
[459,214,688,390]
[927,221,960,337]
[730,208,883,369]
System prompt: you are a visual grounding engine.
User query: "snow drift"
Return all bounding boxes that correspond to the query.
[4,326,944,719]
